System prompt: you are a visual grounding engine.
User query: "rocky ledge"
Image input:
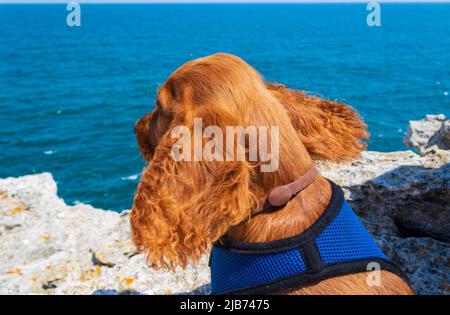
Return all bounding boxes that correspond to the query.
[1,115,449,295]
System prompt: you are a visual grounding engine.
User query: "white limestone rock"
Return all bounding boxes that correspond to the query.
[403,114,449,152]
[0,173,210,295]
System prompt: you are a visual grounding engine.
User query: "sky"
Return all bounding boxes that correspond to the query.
[1,0,449,3]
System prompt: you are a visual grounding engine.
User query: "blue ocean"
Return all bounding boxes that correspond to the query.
[0,4,449,211]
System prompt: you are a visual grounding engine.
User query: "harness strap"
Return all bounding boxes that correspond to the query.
[210,181,412,295]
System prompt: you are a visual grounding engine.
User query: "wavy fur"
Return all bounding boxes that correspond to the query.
[131,53,411,294]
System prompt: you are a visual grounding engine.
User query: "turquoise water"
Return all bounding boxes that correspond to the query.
[0,4,449,211]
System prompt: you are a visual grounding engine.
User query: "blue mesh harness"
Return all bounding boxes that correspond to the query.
[209,180,408,295]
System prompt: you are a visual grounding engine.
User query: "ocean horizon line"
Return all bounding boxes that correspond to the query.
[1,1,450,4]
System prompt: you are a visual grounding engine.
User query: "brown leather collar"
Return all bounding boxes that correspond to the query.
[251,167,319,217]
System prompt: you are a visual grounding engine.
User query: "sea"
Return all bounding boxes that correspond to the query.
[0,3,449,211]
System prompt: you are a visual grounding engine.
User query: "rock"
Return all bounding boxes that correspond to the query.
[378,236,449,295]
[319,149,450,242]
[318,148,450,295]
[404,114,449,152]
[429,120,450,150]
[0,173,210,295]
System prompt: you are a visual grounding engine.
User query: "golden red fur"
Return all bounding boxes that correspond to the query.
[131,53,412,294]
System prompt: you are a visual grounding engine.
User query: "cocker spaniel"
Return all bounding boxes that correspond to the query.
[131,53,412,295]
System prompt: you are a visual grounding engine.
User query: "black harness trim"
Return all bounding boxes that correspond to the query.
[210,180,412,295]
[216,179,344,254]
[221,258,410,295]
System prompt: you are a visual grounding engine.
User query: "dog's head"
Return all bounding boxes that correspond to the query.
[131,53,368,269]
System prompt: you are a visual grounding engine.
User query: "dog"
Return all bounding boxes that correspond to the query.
[131,53,413,295]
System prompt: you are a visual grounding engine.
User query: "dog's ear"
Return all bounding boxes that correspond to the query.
[267,83,369,162]
[130,96,257,270]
